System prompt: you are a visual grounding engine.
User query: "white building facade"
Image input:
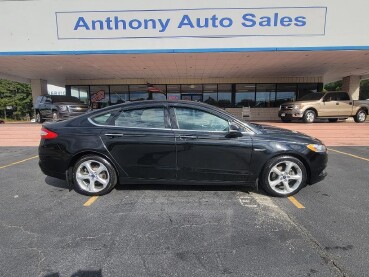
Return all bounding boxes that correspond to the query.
[1,0,369,119]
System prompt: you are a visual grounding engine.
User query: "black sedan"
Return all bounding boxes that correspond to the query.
[39,100,327,197]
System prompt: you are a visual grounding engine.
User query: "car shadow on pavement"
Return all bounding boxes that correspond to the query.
[115,183,256,194]
[45,176,71,190]
[43,176,266,196]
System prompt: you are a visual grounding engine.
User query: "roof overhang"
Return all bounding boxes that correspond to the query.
[1,50,369,86]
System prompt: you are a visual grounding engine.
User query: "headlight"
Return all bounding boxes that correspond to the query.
[58,105,68,112]
[293,104,301,110]
[307,144,327,153]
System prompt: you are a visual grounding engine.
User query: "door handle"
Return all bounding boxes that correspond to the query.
[179,135,197,140]
[104,133,124,137]
[336,102,339,105]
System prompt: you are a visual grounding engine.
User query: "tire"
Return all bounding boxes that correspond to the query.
[71,155,118,196]
[36,112,44,123]
[259,155,307,197]
[328,118,338,123]
[354,109,367,123]
[303,110,316,123]
[281,118,292,123]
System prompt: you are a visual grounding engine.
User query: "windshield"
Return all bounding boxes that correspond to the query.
[298,93,324,101]
[51,96,82,103]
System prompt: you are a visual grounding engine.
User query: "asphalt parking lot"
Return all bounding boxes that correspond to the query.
[1,122,369,276]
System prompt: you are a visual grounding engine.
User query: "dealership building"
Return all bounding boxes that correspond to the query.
[1,0,369,120]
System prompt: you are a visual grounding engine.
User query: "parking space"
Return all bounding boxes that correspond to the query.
[1,122,369,276]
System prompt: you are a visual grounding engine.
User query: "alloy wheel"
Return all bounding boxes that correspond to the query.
[267,161,303,195]
[75,160,110,193]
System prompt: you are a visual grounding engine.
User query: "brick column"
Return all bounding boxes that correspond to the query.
[342,76,360,100]
[31,79,48,105]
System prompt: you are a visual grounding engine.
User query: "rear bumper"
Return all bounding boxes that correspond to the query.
[39,159,66,180]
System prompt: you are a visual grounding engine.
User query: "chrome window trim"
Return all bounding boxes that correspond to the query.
[87,117,171,131]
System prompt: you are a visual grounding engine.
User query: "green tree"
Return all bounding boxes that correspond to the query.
[325,79,369,99]
[324,81,342,91]
[0,79,33,120]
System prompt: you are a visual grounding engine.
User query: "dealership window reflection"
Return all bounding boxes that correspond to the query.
[236,84,256,107]
[256,84,276,107]
[110,85,129,104]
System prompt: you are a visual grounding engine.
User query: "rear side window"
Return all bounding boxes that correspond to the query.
[339,92,350,101]
[114,107,166,129]
[90,112,116,125]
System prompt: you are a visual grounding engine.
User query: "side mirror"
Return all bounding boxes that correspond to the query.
[226,122,243,138]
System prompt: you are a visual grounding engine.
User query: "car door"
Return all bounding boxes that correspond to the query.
[170,105,253,183]
[41,96,53,119]
[334,92,353,116]
[98,105,177,180]
[320,92,338,116]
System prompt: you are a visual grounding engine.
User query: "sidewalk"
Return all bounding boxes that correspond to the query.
[0,121,368,147]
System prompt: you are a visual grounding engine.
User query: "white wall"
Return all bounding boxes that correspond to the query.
[0,0,368,54]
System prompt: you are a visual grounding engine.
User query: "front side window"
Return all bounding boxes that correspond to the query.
[174,107,229,131]
[114,107,166,129]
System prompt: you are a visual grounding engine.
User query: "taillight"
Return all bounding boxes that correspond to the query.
[40,127,58,139]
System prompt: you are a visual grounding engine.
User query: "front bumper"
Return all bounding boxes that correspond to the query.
[278,110,304,119]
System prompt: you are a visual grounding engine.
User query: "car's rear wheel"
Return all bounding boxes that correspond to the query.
[303,110,316,123]
[72,155,117,196]
[260,156,307,197]
[354,109,367,123]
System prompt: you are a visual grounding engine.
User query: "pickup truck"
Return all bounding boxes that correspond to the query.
[34,95,89,123]
[278,91,369,123]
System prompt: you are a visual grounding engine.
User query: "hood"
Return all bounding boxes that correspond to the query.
[56,102,88,107]
[281,100,319,106]
[252,123,322,144]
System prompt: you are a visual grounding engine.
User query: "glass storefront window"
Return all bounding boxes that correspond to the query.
[276,84,297,106]
[110,85,129,104]
[129,84,148,101]
[217,84,232,108]
[203,84,218,105]
[167,84,180,100]
[256,84,276,107]
[235,84,256,107]
[71,86,89,104]
[90,86,109,109]
[297,83,319,99]
[149,85,167,100]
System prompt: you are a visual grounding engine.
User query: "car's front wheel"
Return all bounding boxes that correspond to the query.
[260,156,307,197]
[303,110,316,123]
[36,112,44,123]
[71,155,118,196]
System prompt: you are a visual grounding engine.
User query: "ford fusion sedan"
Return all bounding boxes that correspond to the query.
[39,100,327,197]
